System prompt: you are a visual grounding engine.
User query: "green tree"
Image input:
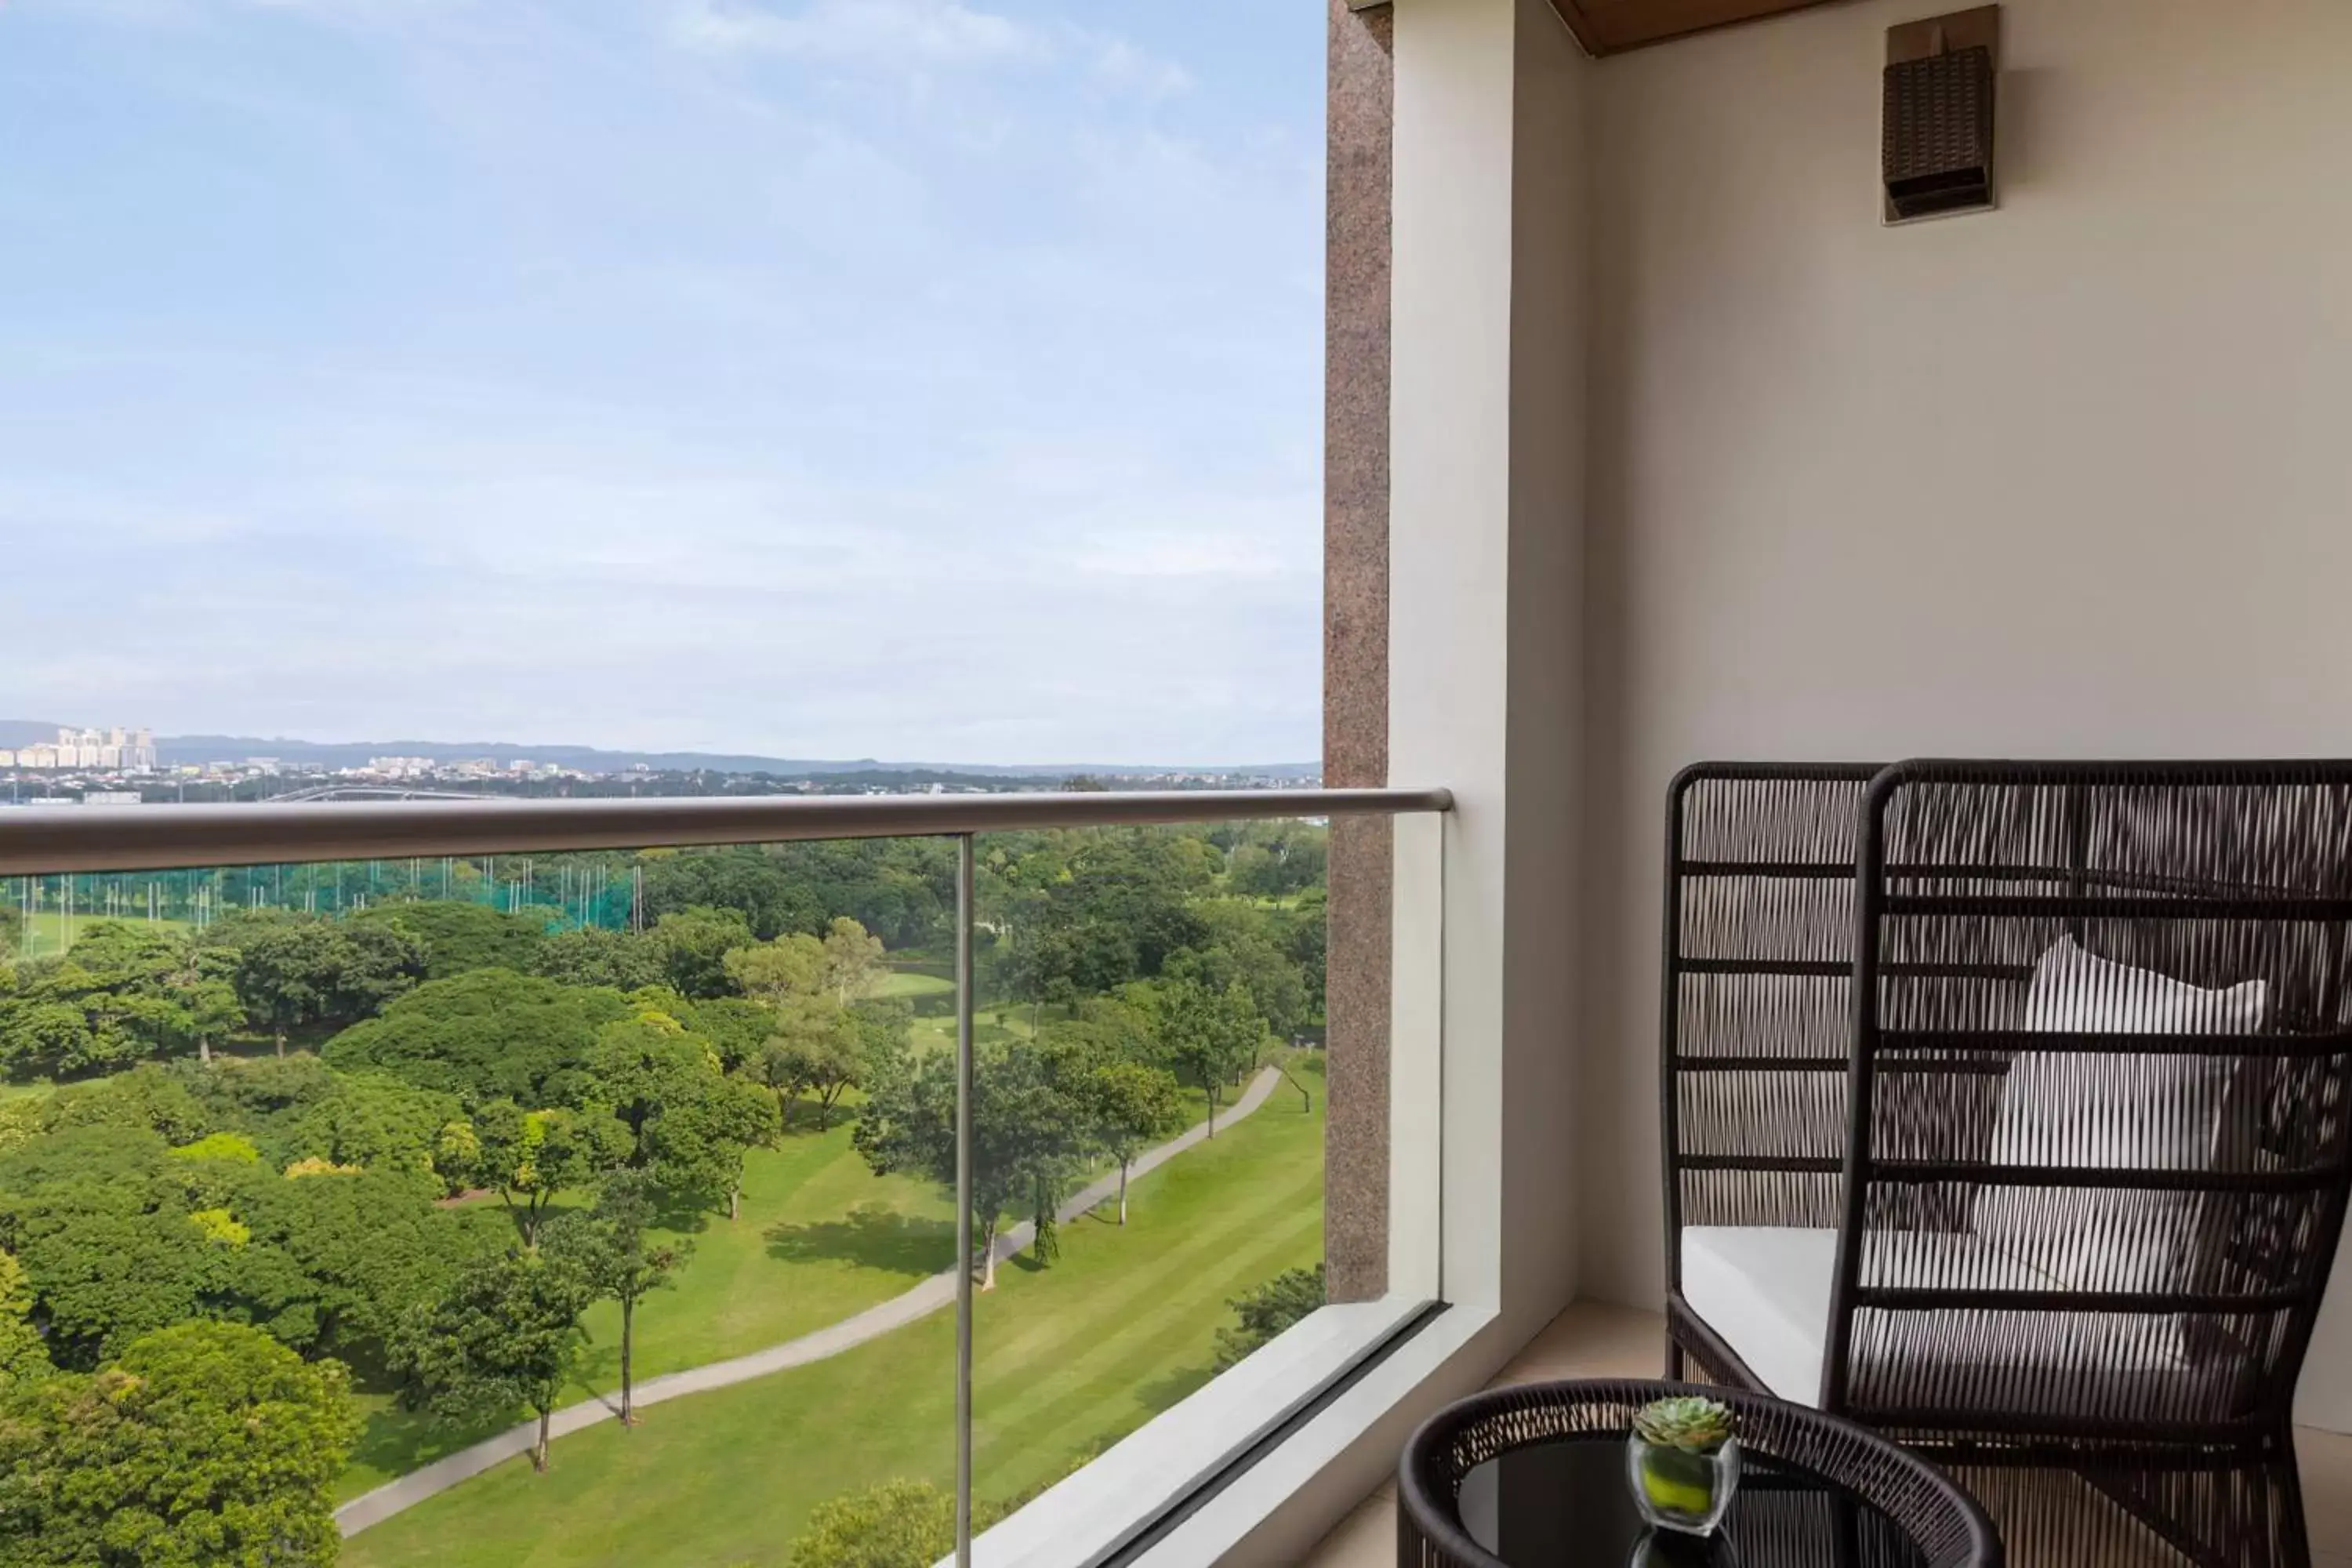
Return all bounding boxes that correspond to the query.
[529,926,666,993]
[750,1032,812,1128]
[354,900,548,981]
[855,1036,1089,1290]
[234,1166,492,1364]
[232,918,424,1054]
[1085,1058,1185,1225]
[585,1013,713,1163]
[331,922,432,1022]
[541,1170,689,1427]
[281,1071,463,1180]
[1215,1263,1327,1369]
[0,924,225,1079]
[586,1014,775,1216]
[1156,980,1265,1138]
[1222,821,1329,899]
[1286,888,1328,1028]
[651,907,757,998]
[760,996,866,1132]
[41,1065,211,1144]
[673,994,774,1072]
[785,1479,957,1568]
[641,852,812,942]
[0,1320,358,1567]
[0,998,103,1080]
[230,920,338,1051]
[820,916,887,1004]
[394,1248,593,1472]
[170,1131,261,1166]
[0,1124,209,1365]
[177,1053,338,1142]
[1167,901,1313,1041]
[653,1073,777,1221]
[466,1102,627,1247]
[995,831,1214,1008]
[164,939,245,1067]
[721,931,826,1006]
[0,1250,51,1388]
[321,968,630,1106]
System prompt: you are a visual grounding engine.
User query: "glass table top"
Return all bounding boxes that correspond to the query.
[1456,1433,1932,1567]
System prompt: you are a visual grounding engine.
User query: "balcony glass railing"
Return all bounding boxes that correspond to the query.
[0,788,1445,1568]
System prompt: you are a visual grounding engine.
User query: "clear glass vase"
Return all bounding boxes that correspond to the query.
[1625,1433,1740,1536]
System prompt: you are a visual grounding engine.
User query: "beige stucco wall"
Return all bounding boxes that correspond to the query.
[1570,0,2352,1425]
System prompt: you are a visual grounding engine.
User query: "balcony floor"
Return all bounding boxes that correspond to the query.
[1303,1304,2352,1568]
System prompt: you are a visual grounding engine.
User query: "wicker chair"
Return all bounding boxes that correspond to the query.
[1662,760,2352,1568]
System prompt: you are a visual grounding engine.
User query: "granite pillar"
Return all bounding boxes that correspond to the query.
[1323,0,1395,1305]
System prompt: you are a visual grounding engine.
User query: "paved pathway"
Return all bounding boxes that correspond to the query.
[336,1067,1288,1536]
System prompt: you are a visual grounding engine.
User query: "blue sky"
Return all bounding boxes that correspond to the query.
[0,0,1324,766]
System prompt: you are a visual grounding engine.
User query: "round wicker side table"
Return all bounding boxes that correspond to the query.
[1399,1379,2001,1568]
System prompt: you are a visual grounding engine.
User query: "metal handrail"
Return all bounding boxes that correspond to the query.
[0,786,1454,876]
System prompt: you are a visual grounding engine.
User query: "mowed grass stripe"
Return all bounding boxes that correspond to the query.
[342,1089,1325,1568]
[590,1122,953,1380]
[975,1192,1320,1485]
[973,1109,1322,1470]
[342,1127,949,1500]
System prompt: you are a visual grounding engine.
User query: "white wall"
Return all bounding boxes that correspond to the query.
[1392,0,1588,1342]
[1569,0,2352,1428]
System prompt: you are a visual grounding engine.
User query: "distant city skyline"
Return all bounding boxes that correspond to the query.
[0,715,1314,777]
[0,1,1324,767]
[0,725,160,773]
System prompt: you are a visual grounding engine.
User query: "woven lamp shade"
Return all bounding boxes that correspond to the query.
[1883,45,1995,220]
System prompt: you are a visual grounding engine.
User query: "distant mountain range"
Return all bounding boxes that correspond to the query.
[0,721,1316,780]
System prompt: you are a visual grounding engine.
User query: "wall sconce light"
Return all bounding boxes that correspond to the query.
[1884,5,2000,223]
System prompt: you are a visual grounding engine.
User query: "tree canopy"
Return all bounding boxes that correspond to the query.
[321,969,630,1106]
[0,1250,52,1388]
[541,1168,688,1426]
[220,915,427,1051]
[0,1319,358,1568]
[0,1123,211,1365]
[648,908,755,999]
[855,1035,1094,1289]
[1215,1263,1326,1370]
[0,924,236,1080]
[393,1248,593,1472]
[529,926,666,993]
[1153,979,1266,1135]
[784,1479,960,1568]
[352,901,549,982]
[459,1102,628,1247]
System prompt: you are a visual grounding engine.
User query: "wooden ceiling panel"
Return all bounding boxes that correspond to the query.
[1549,0,1842,54]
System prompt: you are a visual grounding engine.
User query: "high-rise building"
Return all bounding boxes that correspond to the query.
[6,725,159,771]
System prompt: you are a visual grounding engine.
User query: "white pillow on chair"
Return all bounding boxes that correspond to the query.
[1974,936,2263,1293]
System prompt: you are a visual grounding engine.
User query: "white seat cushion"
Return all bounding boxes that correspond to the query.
[1682,1226,1840,1404]
[1680,1225,2218,1417]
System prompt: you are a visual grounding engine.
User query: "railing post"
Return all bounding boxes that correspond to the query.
[954,832,975,1567]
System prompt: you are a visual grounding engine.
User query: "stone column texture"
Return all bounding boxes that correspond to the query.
[1323,0,1394,1305]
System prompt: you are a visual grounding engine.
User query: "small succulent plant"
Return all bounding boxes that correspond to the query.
[1632,1396,1736,1455]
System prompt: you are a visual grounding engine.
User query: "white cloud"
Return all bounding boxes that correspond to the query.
[1088,37,1191,102]
[1073,532,1297,580]
[667,0,1193,106]
[672,0,1039,67]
